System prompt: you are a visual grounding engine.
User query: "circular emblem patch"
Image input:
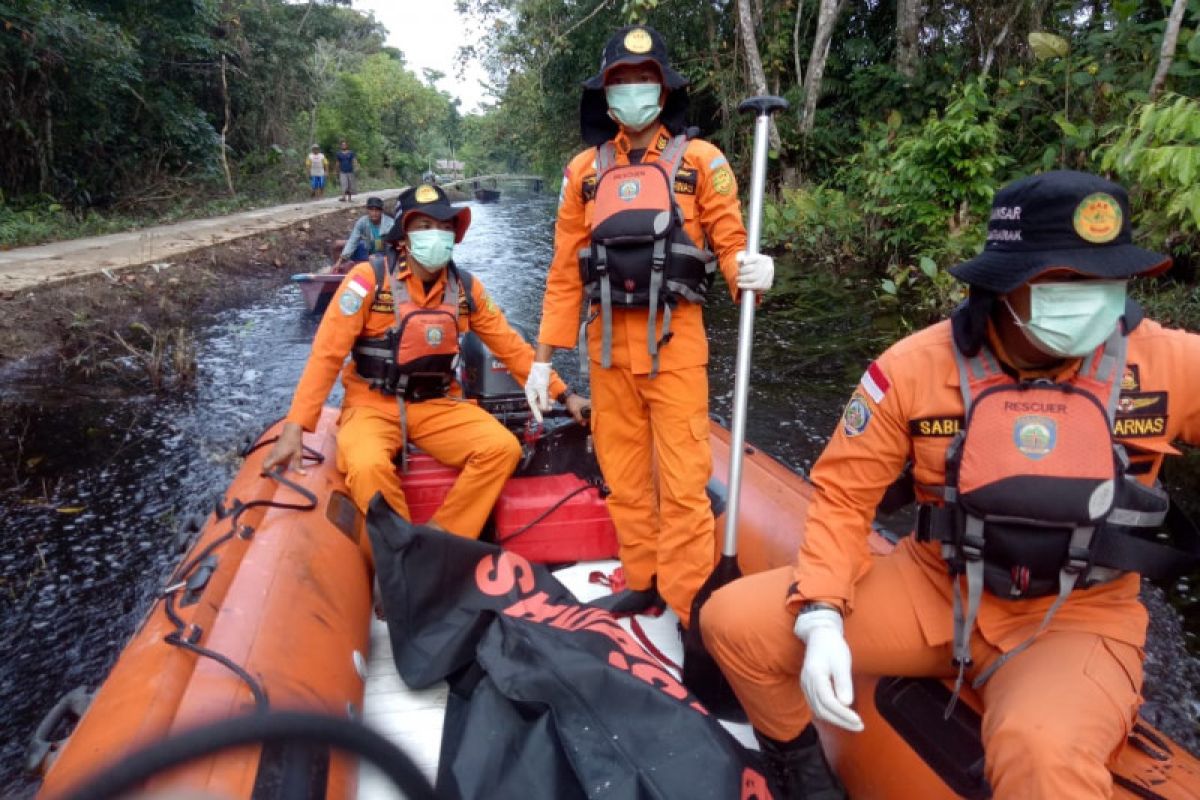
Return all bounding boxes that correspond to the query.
[425,326,444,346]
[415,184,439,204]
[338,291,362,316]
[1073,192,1122,244]
[711,166,734,196]
[618,179,640,202]
[842,394,872,438]
[1013,415,1056,460]
[624,28,653,54]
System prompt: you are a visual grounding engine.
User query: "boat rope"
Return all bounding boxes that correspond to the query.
[55,711,436,800]
[160,432,322,713]
[501,482,596,541]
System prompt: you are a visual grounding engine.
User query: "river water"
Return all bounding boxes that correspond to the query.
[1,192,1198,793]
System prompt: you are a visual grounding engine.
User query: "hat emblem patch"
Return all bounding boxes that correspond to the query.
[618,179,640,202]
[624,28,653,54]
[1073,192,1122,244]
[415,184,439,203]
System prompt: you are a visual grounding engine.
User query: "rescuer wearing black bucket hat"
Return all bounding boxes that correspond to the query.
[700,169,1200,799]
[526,25,776,634]
[266,182,586,551]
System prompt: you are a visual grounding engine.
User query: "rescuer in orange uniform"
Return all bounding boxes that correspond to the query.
[700,171,1200,799]
[525,25,774,627]
[265,184,588,544]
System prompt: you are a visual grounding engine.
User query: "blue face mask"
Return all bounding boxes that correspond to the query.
[605,83,662,132]
[407,229,454,270]
[1004,280,1127,357]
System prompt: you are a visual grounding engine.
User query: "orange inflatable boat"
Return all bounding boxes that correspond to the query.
[29,333,1200,799]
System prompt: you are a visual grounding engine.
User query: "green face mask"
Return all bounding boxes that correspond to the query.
[605,83,662,132]
[1005,280,1127,357]
[407,229,454,270]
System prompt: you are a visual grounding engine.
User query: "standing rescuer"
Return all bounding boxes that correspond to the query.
[700,171,1200,799]
[264,184,587,555]
[525,25,775,629]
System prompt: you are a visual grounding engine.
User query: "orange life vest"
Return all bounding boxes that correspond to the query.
[578,134,715,376]
[351,254,475,400]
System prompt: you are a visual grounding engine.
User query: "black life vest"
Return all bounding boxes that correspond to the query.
[915,329,1200,692]
[577,135,716,376]
[351,253,476,401]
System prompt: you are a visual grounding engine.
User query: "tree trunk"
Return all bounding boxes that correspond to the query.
[981,13,1015,78]
[894,0,925,79]
[1149,0,1188,100]
[737,0,781,150]
[218,53,236,196]
[792,0,805,89]
[800,0,845,134]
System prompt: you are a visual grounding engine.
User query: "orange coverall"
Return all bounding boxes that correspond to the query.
[286,260,567,538]
[701,317,1200,798]
[538,124,747,626]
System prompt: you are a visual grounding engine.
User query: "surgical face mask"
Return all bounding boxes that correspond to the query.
[407,229,454,270]
[1003,280,1127,358]
[605,83,662,132]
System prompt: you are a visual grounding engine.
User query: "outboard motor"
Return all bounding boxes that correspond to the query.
[459,327,533,424]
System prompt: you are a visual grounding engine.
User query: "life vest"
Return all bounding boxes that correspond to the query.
[915,328,1200,694]
[351,253,475,401]
[577,134,716,376]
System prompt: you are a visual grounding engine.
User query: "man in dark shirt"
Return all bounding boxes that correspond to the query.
[336,139,358,202]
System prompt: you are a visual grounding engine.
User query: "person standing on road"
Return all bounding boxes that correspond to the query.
[524,25,774,629]
[336,139,358,203]
[306,144,327,199]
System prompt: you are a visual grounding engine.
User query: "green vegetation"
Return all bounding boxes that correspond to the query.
[0,0,459,248]
[457,0,1200,330]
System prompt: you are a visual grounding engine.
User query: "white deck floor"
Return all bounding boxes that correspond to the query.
[356,560,756,798]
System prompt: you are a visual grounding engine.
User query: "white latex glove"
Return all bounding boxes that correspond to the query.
[794,606,864,732]
[735,251,774,292]
[524,361,553,423]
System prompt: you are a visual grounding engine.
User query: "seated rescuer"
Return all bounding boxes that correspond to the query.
[700,171,1200,800]
[265,184,588,555]
[523,25,775,629]
[335,196,395,269]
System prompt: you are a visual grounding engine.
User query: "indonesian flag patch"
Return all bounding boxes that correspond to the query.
[348,274,372,298]
[859,361,891,404]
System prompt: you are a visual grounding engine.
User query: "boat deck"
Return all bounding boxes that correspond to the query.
[356,560,756,798]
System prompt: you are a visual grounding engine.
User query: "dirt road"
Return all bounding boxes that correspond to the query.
[0,191,402,294]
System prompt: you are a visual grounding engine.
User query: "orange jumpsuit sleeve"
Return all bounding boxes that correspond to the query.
[786,350,914,616]
[690,141,747,301]
[537,150,595,350]
[1167,325,1200,446]
[284,264,374,431]
[468,276,568,398]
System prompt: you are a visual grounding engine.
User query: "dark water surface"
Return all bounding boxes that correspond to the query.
[1,192,1198,793]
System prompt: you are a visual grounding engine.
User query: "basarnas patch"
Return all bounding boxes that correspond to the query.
[339,290,363,315]
[842,393,872,437]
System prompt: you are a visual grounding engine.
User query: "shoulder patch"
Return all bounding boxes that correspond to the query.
[338,290,363,316]
[859,362,890,404]
[842,393,873,437]
[711,165,735,196]
[582,175,598,203]
[709,155,728,170]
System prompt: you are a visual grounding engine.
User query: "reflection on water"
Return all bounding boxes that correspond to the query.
[1,191,1197,793]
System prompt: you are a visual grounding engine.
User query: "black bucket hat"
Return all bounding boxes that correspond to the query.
[580,25,690,146]
[950,170,1170,294]
[365,196,384,210]
[383,183,471,244]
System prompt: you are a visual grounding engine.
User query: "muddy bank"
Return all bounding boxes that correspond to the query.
[0,207,361,382]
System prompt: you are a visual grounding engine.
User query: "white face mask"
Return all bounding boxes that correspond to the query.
[407,229,454,270]
[605,83,662,132]
[1003,280,1127,357]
